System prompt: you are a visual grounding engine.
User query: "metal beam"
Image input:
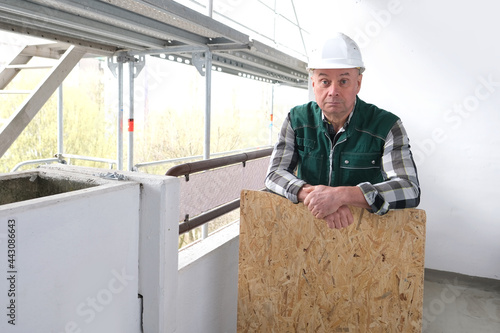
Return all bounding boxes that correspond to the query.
[0,21,117,56]
[155,51,308,87]
[214,51,308,83]
[0,0,246,51]
[124,0,250,43]
[29,0,212,46]
[0,0,308,86]
[0,46,86,158]
[0,1,169,50]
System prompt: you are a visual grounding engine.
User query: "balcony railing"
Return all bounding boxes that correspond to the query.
[165,147,273,235]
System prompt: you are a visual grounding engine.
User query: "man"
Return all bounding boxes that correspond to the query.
[265,33,420,230]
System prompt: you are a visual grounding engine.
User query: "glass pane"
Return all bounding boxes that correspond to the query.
[210,71,273,150]
[276,0,296,22]
[213,0,275,41]
[275,15,304,55]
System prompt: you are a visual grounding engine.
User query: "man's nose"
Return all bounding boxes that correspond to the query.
[327,82,339,96]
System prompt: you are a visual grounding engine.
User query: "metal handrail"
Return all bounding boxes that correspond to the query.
[10,154,117,172]
[135,145,272,171]
[60,154,117,168]
[166,147,273,177]
[167,147,273,235]
[10,158,60,172]
[179,199,240,235]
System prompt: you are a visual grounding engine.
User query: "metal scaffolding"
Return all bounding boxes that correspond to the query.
[0,0,308,170]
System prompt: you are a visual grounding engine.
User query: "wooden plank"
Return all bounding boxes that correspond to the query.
[238,190,426,333]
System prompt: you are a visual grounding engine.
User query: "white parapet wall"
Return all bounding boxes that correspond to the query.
[25,165,239,333]
[0,168,141,333]
[177,221,240,333]
[38,165,181,333]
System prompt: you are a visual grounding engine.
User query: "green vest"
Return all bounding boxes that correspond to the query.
[290,97,399,186]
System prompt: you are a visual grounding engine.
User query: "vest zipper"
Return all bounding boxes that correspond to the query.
[325,132,333,185]
[329,134,347,186]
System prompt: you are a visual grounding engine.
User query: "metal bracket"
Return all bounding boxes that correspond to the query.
[107,56,120,78]
[131,55,146,78]
[95,172,127,181]
[54,153,67,165]
[192,52,206,76]
[107,53,146,78]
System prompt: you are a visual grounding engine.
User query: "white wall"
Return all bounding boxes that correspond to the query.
[177,222,240,333]
[305,0,500,279]
[40,165,181,333]
[0,170,141,333]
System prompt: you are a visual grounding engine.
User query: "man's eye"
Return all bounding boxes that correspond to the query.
[321,80,329,85]
[340,79,348,85]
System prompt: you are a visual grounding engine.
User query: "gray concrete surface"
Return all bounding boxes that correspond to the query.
[423,269,500,332]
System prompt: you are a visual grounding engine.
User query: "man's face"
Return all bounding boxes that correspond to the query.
[312,68,362,123]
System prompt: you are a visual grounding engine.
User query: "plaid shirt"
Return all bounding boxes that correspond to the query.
[265,111,420,215]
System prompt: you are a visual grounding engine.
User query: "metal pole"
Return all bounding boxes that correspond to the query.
[203,51,212,161]
[202,50,212,239]
[117,61,124,170]
[128,60,135,171]
[57,84,63,155]
[207,0,213,17]
[269,84,274,145]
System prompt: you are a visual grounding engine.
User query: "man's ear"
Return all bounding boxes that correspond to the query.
[356,74,363,93]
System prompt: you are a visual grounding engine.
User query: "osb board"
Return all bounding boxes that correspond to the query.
[237,190,426,333]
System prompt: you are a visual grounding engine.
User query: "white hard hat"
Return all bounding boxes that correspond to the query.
[307,33,365,73]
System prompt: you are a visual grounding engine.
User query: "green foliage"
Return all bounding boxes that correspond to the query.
[0,59,115,172]
[62,61,115,165]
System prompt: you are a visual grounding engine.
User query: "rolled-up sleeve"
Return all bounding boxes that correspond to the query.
[265,114,306,203]
[357,119,421,215]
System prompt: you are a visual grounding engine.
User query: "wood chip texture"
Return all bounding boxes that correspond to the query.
[237,190,426,333]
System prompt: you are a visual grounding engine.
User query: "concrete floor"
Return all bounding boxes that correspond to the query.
[423,269,500,333]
